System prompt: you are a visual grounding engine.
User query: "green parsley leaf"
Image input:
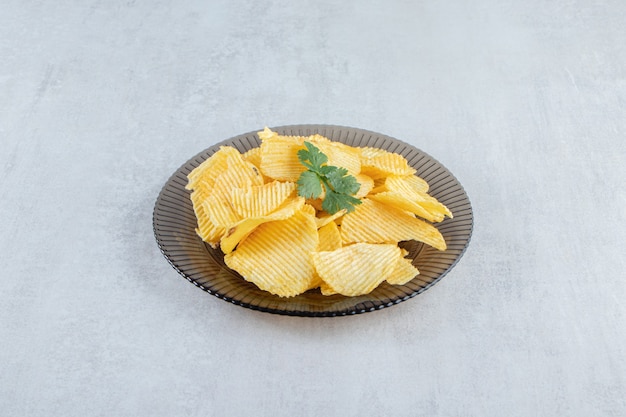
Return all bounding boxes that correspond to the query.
[322,189,362,214]
[296,170,323,199]
[297,141,328,173]
[296,141,362,214]
[324,167,361,196]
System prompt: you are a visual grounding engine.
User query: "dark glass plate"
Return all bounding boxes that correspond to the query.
[153,125,473,316]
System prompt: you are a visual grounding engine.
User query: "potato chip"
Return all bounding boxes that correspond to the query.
[257,126,278,141]
[199,151,264,229]
[192,200,224,247]
[369,177,388,194]
[187,147,246,246]
[203,193,241,228]
[341,198,447,251]
[306,133,332,144]
[308,216,343,291]
[312,243,401,296]
[259,136,306,181]
[354,173,374,198]
[317,221,342,252]
[242,146,263,170]
[230,180,296,219]
[386,255,420,285]
[220,196,306,254]
[368,191,443,223]
[258,127,313,144]
[224,205,318,297]
[186,146,241,191]
[383,175,452,220]
[319,281,338,295]
[412,191,453,220]
[314,209,346,229]
[217,152,264,194]
[309,220,342,293]
[384,174,429,194]
[359,147,416,178]
[314,140,361,176]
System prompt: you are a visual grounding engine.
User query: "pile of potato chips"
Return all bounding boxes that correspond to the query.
[185,128,452,298]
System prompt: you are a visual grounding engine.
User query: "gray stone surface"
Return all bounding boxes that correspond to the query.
[1,1,625,416]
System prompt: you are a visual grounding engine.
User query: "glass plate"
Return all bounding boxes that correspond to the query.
[153,125,473,316]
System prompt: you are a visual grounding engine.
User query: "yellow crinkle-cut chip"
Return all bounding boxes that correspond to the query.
[383,175,452,220]
[368,191,443,223]
[214,152,264,198]
[257,126,278,141]
[412,191,453,220]
[370,176,388,194]
[341,198,447,251]
[203,193,241,228]
[204,151,264,226]
[354,173,374,198]
[223,205,319,297]
[230,181,296,219]
[317,221,342,252]
[187,147,247,246]
[258,128,362,181]
[359,147,416,178]
[220,197,306,254]
[242,146,263,170]
[319,281,338,295]
[313,140,361,176]
[314,209,346,229]
[312,243,402,296]
[186,146,241,191]
[386,255,420,285]
[384,174,429,194]
[192,200,224,247]
[259,136,306,181]
[309,219,343,291]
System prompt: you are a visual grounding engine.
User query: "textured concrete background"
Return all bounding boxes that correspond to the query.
[1,1,625,416]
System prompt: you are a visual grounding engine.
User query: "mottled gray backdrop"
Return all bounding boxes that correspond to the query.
[1,1,625,416]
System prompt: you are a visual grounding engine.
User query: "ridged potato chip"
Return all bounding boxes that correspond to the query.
[186,146,240,191]
[319,281,338,295]
[341,198,447,251]
[359,147,416,178]
[384,174,429,194]
[216,152,264,196]
[386,255,420,285]
[314,209,346,229]
[230,181,296,219]
[309,221,343,292]
[203,193,241,228]
[412,192,453,220]
[259,135,306,181]
[187,147,245,246]
[224,205,318,297]
[383,175,451,220]
[191,197,224,247]
[220,196,305,254]
[314,140,361,176]
[354,173,374,198]
[242,146,262,168]
[317,221,342,252]
[312,243,402,296]
[368,191,442,223]
[202,150,264,228]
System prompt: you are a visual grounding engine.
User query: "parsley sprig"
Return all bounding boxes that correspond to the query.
[296,141,362,214]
